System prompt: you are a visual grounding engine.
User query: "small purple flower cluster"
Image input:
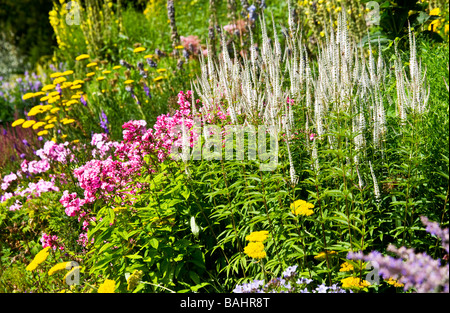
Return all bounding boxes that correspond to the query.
[233,265,348,293]
[347,216,449,293]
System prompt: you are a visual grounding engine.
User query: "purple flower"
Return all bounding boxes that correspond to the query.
[80,95,87,106]
[347,216,449,293]
[100,110,109,134]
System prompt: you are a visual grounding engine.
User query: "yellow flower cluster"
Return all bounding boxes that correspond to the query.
[386,277,404,288]
[339,261,354,272]
[341,276,371,290]
[314,250,337,260]
[245,230,269,242]
[244,242,267,259]
[48,261,70,276]
[127,270,144,291]
[290,199,314,216]
[428,8,449,34]
[98,279,116,293]
[243,230,269,259]
[26,247,51,271]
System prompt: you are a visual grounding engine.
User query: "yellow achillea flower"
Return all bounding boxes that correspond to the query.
[72,80,84,85]
[124,79,134,84]
[96,76,106,81]
[48,91,60,97]
[153,76,164,82]
[32,122,46,130]
[290,199,314,216]
[50,108,60,114]
[71,84,82,90]
[314,250,337,260]
[156,68,167,73]
[86,62,97,68]
[62,70,74,76]
[340,261,354,271]
[22,93,35,100]
[102,70,111,74]
[75,54,90,61]
[22,120,36,128]
[50,72,63,78]
[33,91,45,97]
[133,47,146,53]
[42,84,56,91]
[53,76,67,84]
[48,262,70,276]
[71,94,82,99]
[244,241,266,259]
[12,119,25,127]
[175,45,184,49]
[112,65,122,70]
[40,96,50,102]
[386,277,404,288]
[48,96,60,104]
[127,270,143,291]
[98,279,116,293]
[341,276,370,290]
[143,54,153,59]
[63,119,75,125]
[86,72,95,77]
[45,124,55,129]
[27,106,43,117]
[26,247,51,271]
[245,230,269,242]
[37,130,49,136]
[65,100,78,106]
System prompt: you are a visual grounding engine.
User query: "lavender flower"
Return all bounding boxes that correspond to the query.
[100,110,109,134]
[233,265,348,293]
[143,83,151,98]
[80,95,87,106]
[347,216,449,293]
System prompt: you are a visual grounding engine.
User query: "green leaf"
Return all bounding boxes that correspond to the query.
[126,254,143,259]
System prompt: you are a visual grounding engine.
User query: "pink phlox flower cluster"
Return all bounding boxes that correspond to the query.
[21,179,60,198]
[77,232,93,247]
[91,133,120,159]
[59,190,85,217]
[40,232,63,250]
[9,200,22,211]
[35,140,72,163]
[1,173,17,190]
[26,159,51,174]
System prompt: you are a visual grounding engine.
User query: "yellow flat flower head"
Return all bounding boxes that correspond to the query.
[22,120,36,128]
[12,119,25,127]
[98,279,116,293]
[32,122,46,130]
[37,130,49,136]
[124,79,134,84]
[42,84,56,91]
[86,62,98,68]
[75,54,90,61]
[22,93,35,100]
[245,231,269,242]
[50,72,63,78]
[86,72,95,77]
[290,199,314,216]
[133,47,146,53]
